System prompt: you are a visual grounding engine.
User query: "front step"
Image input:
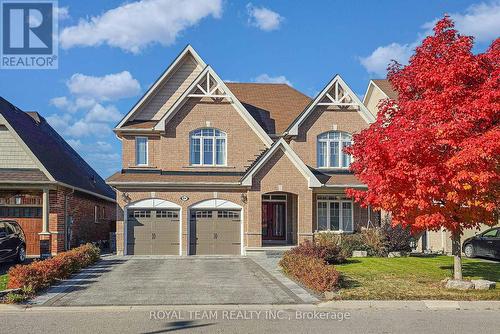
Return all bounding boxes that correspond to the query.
[245,246,294,257]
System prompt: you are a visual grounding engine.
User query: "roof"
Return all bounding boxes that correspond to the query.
[0,168,49,182]
[0,97,115,201]
[107,170,242,185]
[371,79,398,99]
[226,83,312,135]
[313,170,366,187]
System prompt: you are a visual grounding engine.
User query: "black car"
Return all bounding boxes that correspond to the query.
[0,220,26,263]
[463,227,500,260]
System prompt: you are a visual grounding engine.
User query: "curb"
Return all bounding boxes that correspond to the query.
[317,300,500,310]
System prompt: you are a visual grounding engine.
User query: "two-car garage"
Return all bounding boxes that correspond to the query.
[125,198,242,256]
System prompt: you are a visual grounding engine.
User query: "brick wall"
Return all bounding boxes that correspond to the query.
[290,106,369,167]
[48,186,116,255]
[121,99,267,172]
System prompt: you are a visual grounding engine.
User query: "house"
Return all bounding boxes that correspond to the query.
[107,45,380,256]
[0,97,116,257]
[363,79,497,254]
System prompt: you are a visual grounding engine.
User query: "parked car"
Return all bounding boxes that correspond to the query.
[0,220,26,263]
[463,227,500,260]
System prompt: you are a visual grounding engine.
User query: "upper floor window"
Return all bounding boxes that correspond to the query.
[135,137,148,166]
[317,131,352,168]
[190,128,226,166]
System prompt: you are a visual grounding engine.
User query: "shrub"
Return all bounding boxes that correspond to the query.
[289,240,346,264]
[382,223,413,253]
[7,244,100,293]
[280,252,340,292]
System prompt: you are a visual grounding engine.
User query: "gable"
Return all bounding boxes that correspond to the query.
[242,139,321,188]
[116,45,206,129]
[0,124,38,169]
[154,66,273,147]
[287,75,375,136]
[363,79,398,116]
[132,53,203,121]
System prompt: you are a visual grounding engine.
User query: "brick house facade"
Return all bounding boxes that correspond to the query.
[0,98,116,256]
[108,45,380,256]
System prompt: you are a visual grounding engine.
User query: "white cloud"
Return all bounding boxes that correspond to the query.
[55,6,70,20]
[247,3,283,31]
[67,71,141,101]
[60,0,222,53]
[65,120,111,138]
[360,1,500,76]
[423,2,500,43]
[359,42,415,77]
[84,104,122,123]
[254,73,292,86]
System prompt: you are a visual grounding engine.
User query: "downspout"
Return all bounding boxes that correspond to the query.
[64,188,74,250]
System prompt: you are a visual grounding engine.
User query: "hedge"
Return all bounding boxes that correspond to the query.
[7,244,100,292]
[279,252,340,293]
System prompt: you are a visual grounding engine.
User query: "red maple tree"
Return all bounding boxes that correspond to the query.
[347,16,500,279]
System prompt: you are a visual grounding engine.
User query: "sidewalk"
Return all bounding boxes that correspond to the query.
[2,300,499,313]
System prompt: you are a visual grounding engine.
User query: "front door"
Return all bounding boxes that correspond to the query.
[262,202,286,241]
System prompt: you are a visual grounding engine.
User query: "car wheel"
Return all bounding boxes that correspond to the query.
[464,244,475,258]
[16,246,26,263]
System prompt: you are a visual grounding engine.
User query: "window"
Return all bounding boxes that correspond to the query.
[0,207,42,218]
[190,128,226,166]
[156,210,179,218]
[195,211,213,218]
[94,205,98,222]
[482,228,499,238]
[218,211,240,219]
[316,195,353,232]
[317,131,352,168]
[129,210,151,218]
[135,137,148,166]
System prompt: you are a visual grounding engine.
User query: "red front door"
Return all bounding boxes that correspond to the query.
[262,202,286,240]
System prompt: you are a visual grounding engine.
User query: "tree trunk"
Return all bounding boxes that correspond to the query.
[451,232,462,280]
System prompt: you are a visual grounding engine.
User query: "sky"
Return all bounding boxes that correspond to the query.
[1,0,499,178]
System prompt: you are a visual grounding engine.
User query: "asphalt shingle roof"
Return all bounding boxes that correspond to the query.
[0,97,115,200]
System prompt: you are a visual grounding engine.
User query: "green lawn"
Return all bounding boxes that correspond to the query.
[335,256,500,300]
[0,274,8,291]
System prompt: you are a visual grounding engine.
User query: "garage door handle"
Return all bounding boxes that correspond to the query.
[152,233,156,240]
[214,233,218,239]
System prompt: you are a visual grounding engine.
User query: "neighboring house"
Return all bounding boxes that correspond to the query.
[363,79,498,254]
[0,97,116,257]
[108,45,380,256]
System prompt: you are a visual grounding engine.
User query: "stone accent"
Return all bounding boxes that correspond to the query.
[445,280,474,290]
[388,251,402,258]
[471,279,496,290]
[352,251,368,257]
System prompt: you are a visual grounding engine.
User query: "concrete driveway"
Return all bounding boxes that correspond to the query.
[39,256,307,306]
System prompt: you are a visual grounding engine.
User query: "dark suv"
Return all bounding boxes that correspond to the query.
[0,220,26,263]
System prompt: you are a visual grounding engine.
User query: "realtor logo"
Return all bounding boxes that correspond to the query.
[1,0,58,69]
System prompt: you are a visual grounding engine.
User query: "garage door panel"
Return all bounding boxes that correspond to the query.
[127,209,180,255]
[191,210,240,255]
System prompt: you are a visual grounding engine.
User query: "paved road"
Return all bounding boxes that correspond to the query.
[1,306,499,334]
[39,256,306,306]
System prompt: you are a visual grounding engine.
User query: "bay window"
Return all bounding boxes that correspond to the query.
[316,195,353,232]
[317,131,352,168]
[190,128,226,166]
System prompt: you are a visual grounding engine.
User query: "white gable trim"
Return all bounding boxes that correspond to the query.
[154,65,273,147]
[362,80,389,105]
[0,114,55,182]
[128,198,181,209]
[241,138,321,188]
[287,75,376,136]
[116,45,206,129]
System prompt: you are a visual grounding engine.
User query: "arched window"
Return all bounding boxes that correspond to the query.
[317,131,352,168]
[190,128,227,166]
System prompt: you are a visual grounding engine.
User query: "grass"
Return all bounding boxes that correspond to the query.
[0,274,8,291]
[335,256,500,300]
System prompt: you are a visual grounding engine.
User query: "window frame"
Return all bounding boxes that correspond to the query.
[189,128,227,167]
[317,131,353,169]
[316,196,354,233]
[135,136,149,166]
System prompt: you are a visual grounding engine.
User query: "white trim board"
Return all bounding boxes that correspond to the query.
[153,65,273,147]
[287,75,376,136]
[241,138,321,188]
[116,45,206,129]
